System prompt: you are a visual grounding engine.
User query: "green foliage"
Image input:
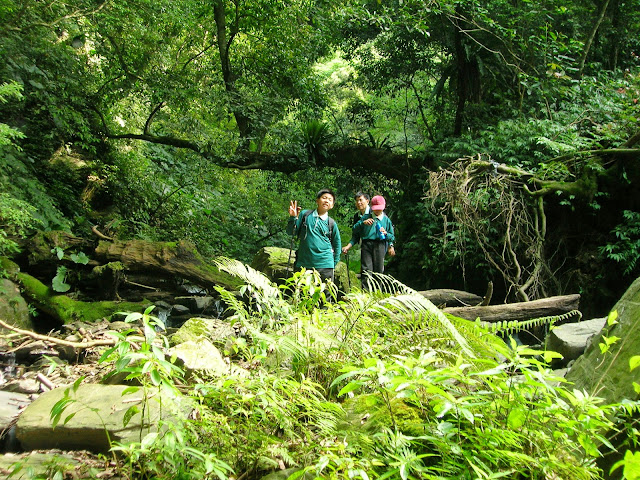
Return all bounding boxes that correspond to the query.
[0,81,24,147]
[99,306,184,391]
[327,339,613,479]
[600,211,640,276]
[51,266,71,293]
[39,258,640,480]
[0,192,42,256]
[300,120,333,164]
[49,246,90,292]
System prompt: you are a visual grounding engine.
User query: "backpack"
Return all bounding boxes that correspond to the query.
[298,209,335,240]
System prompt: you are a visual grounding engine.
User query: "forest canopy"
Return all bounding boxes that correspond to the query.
[1,0,640,314]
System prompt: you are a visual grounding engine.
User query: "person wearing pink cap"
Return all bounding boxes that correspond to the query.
[342,194,395,290]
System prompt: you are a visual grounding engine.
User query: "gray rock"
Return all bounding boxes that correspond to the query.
[3,377,41,395]
[16,384,180,453]
[174,296,216,312]
[0,452,81,479]
[0,391,31,429]
[546,317,606,365]
[171,304,190,315]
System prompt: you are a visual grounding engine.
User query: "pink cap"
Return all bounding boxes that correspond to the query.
[371,195,386,210]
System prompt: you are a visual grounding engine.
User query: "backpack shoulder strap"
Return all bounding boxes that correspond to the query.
[298,210,314,237]
[300,210,334,239]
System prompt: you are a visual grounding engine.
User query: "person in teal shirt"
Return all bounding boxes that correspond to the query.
[342,195,395,290]
[287,188,341,283]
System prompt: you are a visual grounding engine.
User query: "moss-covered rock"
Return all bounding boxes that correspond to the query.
[339,394,426,437]
[169,316,235,346]
[251,246,359,293]
[566,276,640,403]
[250,246,295,283]
[334,260,360,293]
[0,278,33,330]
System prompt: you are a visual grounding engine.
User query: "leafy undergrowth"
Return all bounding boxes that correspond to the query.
[9,260,640,480]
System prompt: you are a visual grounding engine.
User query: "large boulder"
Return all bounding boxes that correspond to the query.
[0,452,83,479]
[250,246,294,283]
[546,317,606,367]
[15,384,181,452]
[565,277,640,404]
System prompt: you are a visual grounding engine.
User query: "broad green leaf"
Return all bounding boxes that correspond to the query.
[122,405,140,428]
[507,407,526,429]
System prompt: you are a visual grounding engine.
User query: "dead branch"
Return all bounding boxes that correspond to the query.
[91,225,114,241]
[0,319,117,350]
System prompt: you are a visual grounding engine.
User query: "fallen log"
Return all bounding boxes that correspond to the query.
[443,294,580,323]
[7,268,148,324]
[94,239,242,291]
[418,289,483,307]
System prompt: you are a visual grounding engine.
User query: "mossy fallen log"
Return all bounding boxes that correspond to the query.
[94,239,242,291]
[4,260,147,324]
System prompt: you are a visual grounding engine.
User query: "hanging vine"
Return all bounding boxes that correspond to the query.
[426,154,554,302]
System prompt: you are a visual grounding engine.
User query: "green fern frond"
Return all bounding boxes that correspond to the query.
[254,328,310,364]
[214,285,249,320]
[214,256,280,298]
[606,399,640,417]
[372,293,476,359]
[483,310,582,335]
[362,272,416,295]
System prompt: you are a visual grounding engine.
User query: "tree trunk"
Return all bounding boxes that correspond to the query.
[443,294,580,323]
[418,289,483,307]
[12,269,146,325]
[578,0,611,75]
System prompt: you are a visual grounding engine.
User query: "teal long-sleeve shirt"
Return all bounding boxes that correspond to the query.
[348,212,395,247]
[287,210,341,269]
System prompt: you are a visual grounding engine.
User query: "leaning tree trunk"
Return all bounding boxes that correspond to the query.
[578,0,611,76]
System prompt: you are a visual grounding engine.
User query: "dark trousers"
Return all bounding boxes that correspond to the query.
[361,240,387,291]
[316,268,334,284]
[294,266,336,302]
[294,266,334,283]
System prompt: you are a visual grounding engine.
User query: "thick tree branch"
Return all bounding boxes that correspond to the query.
[106,132,205,154]
[144,102,166,135]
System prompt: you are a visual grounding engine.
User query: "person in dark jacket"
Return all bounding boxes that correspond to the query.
[351,191,370,226]
[287,188,341,283]
[342,195,395,290]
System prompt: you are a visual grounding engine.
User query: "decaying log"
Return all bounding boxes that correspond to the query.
[94,240,241,291]
[443,294,580,323]
[418,289,483,307]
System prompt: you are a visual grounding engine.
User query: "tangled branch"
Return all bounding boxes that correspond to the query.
[426,154,550,301]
